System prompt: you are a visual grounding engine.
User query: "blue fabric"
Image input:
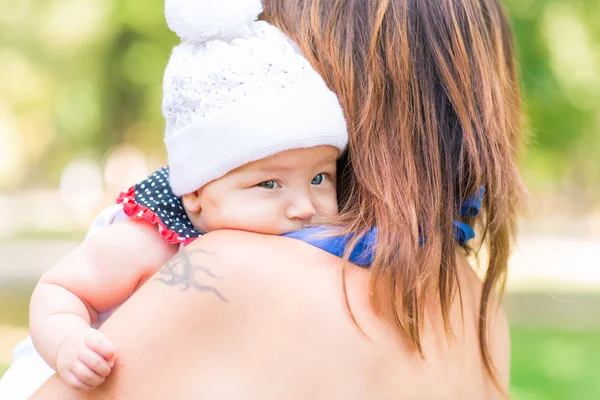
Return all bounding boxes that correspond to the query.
[283,187,484,267]
[284,226,378,267]
[461,185,485,217]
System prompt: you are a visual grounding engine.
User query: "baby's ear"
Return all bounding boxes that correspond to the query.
[181,191,202,214]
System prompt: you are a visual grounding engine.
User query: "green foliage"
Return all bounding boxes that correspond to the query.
[507,0,600,191]
[0,0,599,198]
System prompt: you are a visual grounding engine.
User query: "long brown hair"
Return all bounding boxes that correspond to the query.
[261,0,526,390]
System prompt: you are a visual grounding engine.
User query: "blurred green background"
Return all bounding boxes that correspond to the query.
[0,0,599,398]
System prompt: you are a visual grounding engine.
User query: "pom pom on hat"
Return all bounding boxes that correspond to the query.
[165,0,263,43]
[162,1,349,197]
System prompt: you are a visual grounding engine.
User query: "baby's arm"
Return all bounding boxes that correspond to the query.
[29,219,178,391]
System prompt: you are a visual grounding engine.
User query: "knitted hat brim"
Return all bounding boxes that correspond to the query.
[166,84,348,196]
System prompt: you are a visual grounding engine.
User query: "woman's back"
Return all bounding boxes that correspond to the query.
[33,231,508,399]
[29,0,520,397]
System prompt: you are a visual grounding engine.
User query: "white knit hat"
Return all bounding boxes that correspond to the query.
[162,0,349,196]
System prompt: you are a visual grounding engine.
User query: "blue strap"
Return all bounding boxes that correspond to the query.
[453,220,475,246]
[461,185,485,217]
[284,226,377,267]
[283,187,484,267]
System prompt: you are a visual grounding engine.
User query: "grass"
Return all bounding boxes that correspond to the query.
[510,326,600,399]
[0,289,598,398]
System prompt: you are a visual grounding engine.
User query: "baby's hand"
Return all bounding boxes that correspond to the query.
[56,327,117,391]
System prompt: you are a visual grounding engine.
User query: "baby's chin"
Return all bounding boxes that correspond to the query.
[251,225,307,236]
[198,224,301,236]
[237,223,313,236]
[200,215,337,236]
[257,221,333,236]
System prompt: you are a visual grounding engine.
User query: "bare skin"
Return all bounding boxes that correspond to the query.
[32,230,510,400]
[28,146,338,391]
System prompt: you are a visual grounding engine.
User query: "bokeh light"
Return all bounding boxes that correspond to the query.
[58,157,103,221]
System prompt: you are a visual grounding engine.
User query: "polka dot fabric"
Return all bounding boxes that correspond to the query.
[116,167,201,245]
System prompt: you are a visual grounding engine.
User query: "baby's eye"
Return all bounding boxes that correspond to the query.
[258,180,280,189]
[311,173,326,185]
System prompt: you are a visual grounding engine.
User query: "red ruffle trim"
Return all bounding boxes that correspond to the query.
[116,185,196,246]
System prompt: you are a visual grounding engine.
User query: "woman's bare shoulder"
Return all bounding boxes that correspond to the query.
[174,230,377,341]
[194,229,352,279]
[182,229,361,309]
[196,228,339,265]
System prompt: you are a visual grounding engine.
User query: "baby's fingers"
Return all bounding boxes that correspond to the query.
[71,360,105,388]
[63,370,95,392]
[84,331,117,363]
[80,347,113,377]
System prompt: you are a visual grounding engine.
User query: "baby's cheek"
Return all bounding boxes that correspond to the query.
[224,205,274,231]
[200,206,237,232]
[316,196,339,216]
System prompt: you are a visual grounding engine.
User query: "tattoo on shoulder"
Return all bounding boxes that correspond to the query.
[153,248,227,302]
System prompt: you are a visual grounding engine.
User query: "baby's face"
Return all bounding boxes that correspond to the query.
[182,146,339,235]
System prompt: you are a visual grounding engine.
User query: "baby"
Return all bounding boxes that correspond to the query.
[27,0,348,393]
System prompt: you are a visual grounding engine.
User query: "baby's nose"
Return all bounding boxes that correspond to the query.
[286,196,317,220]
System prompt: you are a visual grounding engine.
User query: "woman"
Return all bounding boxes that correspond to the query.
[33,0,525,398]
